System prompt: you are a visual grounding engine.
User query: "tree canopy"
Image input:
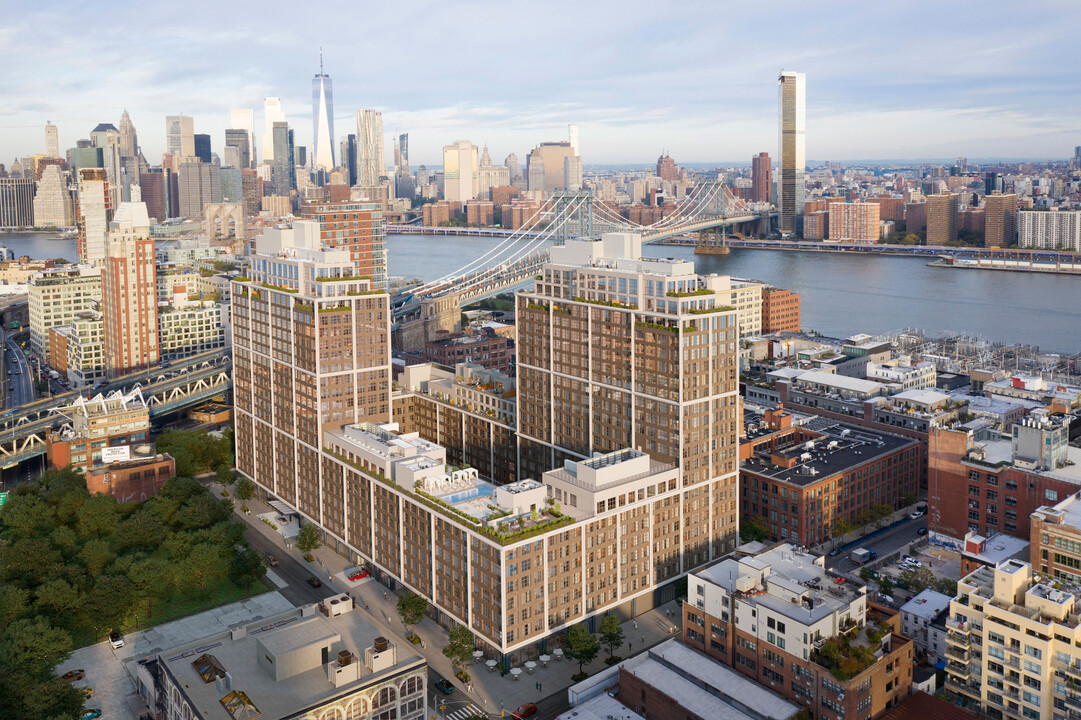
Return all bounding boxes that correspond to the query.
[0,467,266,720]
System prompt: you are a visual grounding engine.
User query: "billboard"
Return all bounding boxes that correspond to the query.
[101,446,131,464]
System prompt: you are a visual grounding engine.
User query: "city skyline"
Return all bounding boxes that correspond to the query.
[2,2,1079,166]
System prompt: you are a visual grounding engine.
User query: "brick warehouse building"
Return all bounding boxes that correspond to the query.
[761,287,801,334]
[740,413,920,546]
[683,543,913,719]
[928,412,1080,546]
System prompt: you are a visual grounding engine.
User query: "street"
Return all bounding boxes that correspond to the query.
[825,516,927,575]
[2,333,35,409]
[242,525,340,607]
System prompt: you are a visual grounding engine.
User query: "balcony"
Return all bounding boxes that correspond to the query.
[945,678,981,698]
[947,661,971,679]
[947,631,970,646]
[946,646,970,662]
[1058,660,1081,681]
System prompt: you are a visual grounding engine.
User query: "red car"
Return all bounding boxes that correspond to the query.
[512,703,537,719]
[833,577,846,585]
[347,568,369,581]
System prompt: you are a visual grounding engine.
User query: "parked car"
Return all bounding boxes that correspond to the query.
[909,510,925,519]
[60,669,86,682]
[80,711,102,720]
[434,678,455,695]
[512,703,538,719]
[265,554,279,567]
[917,528,928,536]
[828,548,841,557]
[833,577,847,585]
[346,567,370,581]
[109,630,124,649]
[306,576,322,588]
[83,687,94,699]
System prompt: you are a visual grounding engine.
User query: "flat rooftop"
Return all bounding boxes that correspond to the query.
[900,589,952,622]
[697,543,866,625]
[743,421,916,487]
[556,694,645,720]
[619,639,799,720]
[157,601,423,720]
[962,533,1030,566]
[794,370,887,396]
[968,439,1081,484]
[336,422,441,459]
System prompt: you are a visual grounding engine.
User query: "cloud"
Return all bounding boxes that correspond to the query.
[1,0,1078,165]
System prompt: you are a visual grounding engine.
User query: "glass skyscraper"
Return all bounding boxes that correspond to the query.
[312,51,335,172]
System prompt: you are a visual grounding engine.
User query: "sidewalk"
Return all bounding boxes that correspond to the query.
[216,483,687,716]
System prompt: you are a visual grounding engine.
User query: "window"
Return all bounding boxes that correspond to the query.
[1023,690,1041,707]
[1046,489,1059,502]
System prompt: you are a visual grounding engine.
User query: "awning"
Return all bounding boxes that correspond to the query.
[268,500,298,517]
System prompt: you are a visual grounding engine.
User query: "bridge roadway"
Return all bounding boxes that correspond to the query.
[720,238,1079,262]
[0,348,232,468]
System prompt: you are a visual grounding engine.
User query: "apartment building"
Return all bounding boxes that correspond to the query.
[393,363,518,484]
[158,301,226,361]
[28,264,102,363]
[929,412,1080,545]
[300,200,387,289]
[519,233,742,560]
[716,277,765,337]
[421,331,513,375]
[944,559,1081,719]
[54,310,105,388]
[866,358,937,391]
[683,543,913,719]
[739,418,920,546]
[829,201,881,243]
[232,219,392,517]
[1018,210,1081,251]
[927,192,959,245]
[102,202,159,377]
[984,192,1018,248]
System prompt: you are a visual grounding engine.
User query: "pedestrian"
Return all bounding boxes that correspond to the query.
[384,590,388,600]
[538,683,542,693]
[629,643,633,652]
[365,601,369,610]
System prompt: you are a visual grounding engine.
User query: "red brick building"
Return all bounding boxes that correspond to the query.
[761,287,801,333]
[489,185,519,209]
[301,200,386,288]
[464,200,494,227]
[741,415,920,546]
[928,413,1080,545]
[423,331,513,374]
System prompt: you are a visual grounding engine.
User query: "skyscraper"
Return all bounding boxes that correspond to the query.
[262,98,285,163]
[751,151,771,203]
[102,202,158,377]
[118,110,138,158]
[76,168,111,263]
[165,115,195,162]
[984,192,1018,248]
[355,110,383,187]
[91,123,123,209]
[230,108,257,168]
[396,133,413,199]
[656,154,678,181]
[32,164,74,227]
[194,134,212,163]
[271,121,295,197]
[312,50,335,172]
[224,129,251,169]
[563,155,582,192]
[778,70,806,235]
[45,122,59,159]
[301,200,387,287]
[178,162,222,217]
[443,140,478,202]
[568,123,579,155]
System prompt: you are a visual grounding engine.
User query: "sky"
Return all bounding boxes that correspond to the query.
[2,0,1079,168]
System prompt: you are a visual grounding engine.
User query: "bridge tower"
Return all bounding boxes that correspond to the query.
[553,191,594,245]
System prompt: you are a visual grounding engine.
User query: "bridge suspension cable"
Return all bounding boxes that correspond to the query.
[413,193,592,297]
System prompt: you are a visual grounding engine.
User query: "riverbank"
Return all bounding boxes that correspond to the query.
[928,259,1081,276]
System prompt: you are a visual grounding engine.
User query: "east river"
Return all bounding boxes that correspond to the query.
[4,230,1079,355]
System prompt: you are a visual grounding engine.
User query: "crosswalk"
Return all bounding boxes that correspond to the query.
[443,703,483,720]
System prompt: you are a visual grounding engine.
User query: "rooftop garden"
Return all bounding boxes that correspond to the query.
[572,296,638,310]
[688,305,734,315]
[316,274,371,282]
[811,621,894,680]
[324,447,572,545]
[666,288,714,297]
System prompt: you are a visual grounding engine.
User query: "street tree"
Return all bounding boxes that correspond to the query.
[442,624,475,680]
[397,593,428,642]
[599,614,625,662]
[565,624,600,678]
[295,523,323,554]
[235,477,255,502]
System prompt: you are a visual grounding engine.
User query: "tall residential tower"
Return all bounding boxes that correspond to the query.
[356,110,383,188]
[778,71,805,235]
